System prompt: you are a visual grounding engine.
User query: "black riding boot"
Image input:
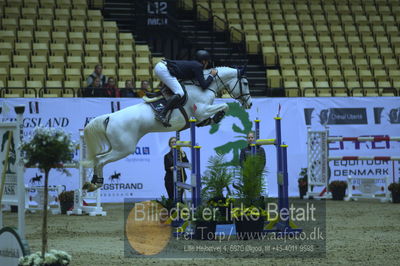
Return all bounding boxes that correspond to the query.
[155,94,181,127]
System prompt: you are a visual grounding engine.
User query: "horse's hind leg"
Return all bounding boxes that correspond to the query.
[98,147,131,166]
[85,123,142,191]
[86,148,132,191]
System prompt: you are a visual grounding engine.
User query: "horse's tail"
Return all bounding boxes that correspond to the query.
[81,115,110,168]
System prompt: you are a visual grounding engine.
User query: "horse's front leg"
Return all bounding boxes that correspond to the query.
[195,103,229,122]
[83,162,104,192]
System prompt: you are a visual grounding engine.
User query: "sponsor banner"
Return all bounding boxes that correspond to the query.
[0,227,29,265]
[304,107,368,125]
[0,125,19,204]
[1,97,399,201]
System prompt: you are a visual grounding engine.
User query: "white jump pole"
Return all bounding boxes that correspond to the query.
[15,106,25,238]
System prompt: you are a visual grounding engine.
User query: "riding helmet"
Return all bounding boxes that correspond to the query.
[195,50,211,62]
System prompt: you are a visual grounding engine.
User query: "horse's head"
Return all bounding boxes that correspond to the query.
[214,66,252,109]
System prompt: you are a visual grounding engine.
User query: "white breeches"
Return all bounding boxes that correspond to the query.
[154,62,184,97]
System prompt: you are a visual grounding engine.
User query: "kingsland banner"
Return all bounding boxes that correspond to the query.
[1,97,399,202]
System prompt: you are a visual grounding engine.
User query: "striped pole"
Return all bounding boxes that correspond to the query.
[280,143,289,228]
[190,118,196,179]
[255,118,260,140]
[189,118,197,207]
[172,142,179,204]
[251,119,260,155]
[175,141,191,147]
[275,117,285,215]
[329,156,400,161]
[328,136,400,142]
[194,145,201,207]
[256,139,276,145]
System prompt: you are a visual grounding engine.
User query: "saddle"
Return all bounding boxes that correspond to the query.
[143,83,190,130]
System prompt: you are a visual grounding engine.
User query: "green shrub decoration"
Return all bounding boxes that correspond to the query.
[201,153,234,200]
[328,180,348,191]
[234,155,266,207]
[388,183,400,193]
[58,191,74,203]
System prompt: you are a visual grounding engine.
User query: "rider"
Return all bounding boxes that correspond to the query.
[154,50,218,126]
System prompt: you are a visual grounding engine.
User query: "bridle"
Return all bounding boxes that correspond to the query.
[212,69,251,107]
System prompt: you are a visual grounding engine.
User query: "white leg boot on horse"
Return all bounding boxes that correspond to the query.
[82,66,253,191]
[82,164,103,192]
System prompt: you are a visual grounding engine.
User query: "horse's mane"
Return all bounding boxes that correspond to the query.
[203,66,236,74]
[202,66,237,83]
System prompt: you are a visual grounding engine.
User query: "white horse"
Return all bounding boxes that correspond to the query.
[82,66,252,190]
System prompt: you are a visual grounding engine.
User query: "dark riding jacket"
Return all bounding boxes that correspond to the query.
[239,145,266,169]
[165,60,214,90]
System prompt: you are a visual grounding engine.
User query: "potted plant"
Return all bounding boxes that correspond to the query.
[388,182,400,203]
[208,197,235,224]
[231,206,267,240]
[328,180,348,200]
[233,155,267,240]
[20,126,75,263]
[157,195,175,211]
[58,191,74,214]
[156,195,175,223]
[298,168,308,199]
[202,153,234,223]
[193,205,217,240]
[19,250,71,266]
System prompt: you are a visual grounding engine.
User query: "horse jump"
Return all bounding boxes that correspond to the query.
[253,115,301,235]
[173,118,201,207]
[345,175,391,202]
[0,105,26,240]
[307,129,400,200]
[67,130,106,216]
[21,128,106,216]
[26,185,63,214]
